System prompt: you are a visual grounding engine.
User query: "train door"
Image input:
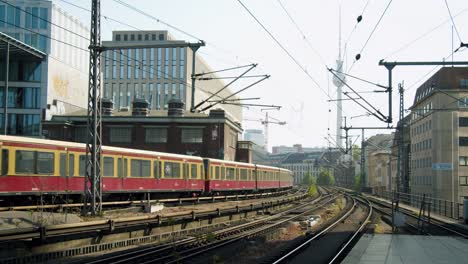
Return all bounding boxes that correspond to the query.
[153,158,161,191]
[254,166,258,191]
[183,161,189,191]
[118,156,127,190]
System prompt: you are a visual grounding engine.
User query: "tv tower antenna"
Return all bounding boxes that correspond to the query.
[332,4,345,149]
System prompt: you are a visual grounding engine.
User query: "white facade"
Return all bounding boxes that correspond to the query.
[0,0,90,122]
[244,129,264,147]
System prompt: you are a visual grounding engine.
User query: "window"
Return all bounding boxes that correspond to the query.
[157,48,162,79]
[152,34,156,40]
[134,49,140,79]
[153,160,162,179]
[0,6,5,28]
[79,155,88,176]
[145,128,167,143]
[1,149,8,175]
[104,157,114,177]
[221,166,225,179]
[104,50,110,79]
[124,34,128,41]
[460,117,468,127]
[461,79,468,88]
[460,156,468,166]
[16,150,54,174]
[226,167,235,179]
[460,176,468,186]
[180,47,185,80]
[142,49,147,79]
[149,48,154,79]
[69,154,75,177]
[149,84,154,109]
[164,83,169,109]
[240,169,248,180]
[138,34,142,41]
[215,166,220,179]
[131,34,135,41]
[115,34,121,41]
[112,50,117,79]
[460,137,468,146]
[191,164,197,179]
[60,153,66,177]
[127,49,132,79]
[182,128,203,143]
[131,159,151,177]
[183,163,189,179]
[459,97,468,107]
[120,51,124,79]
[109,127,132,143]
[164,48,169,79]
[159,34,164,40]
[145,34,149,41]
[164,162,180,178]
[157,83,161,109]
[172,83,177,98]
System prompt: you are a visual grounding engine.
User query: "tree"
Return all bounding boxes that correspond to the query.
[352,144,361,162]
[354,173,362,191]
[302,171,313,185]
[316,168,334,186]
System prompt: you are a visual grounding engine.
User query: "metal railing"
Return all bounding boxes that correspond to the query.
[374,190,463,220]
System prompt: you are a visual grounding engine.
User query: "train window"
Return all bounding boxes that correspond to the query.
[79,155,86,176]
[183,163,189,179]
[215,166,220,179]
[1,149,8,175]
[37,152,54,174]
[131,159,151,177]
[118,158,123,177]
[60,153,66,177]
[164,162,180,178]
[103,157,114,177]
[191,164,197,179]
[16,150,35,173]
[69,154,75,176]
[226,167,235,179]
[240,169,247,180]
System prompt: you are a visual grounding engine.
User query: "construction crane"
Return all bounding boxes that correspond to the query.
[244,111,286,152]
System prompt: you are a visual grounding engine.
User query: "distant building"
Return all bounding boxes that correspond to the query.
[281,152,322,184]
[43,100,242,161]
[102,30,242,123]
[365,134,394,194]
[272,144,327,154]
[408,67,468,204]
[244,129,264,147]
[0,0,90,120]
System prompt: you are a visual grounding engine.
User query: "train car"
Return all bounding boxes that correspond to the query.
[279,168,294,188]
[0,136,204,200]
[255,164,282,190]
[203,158,256,193]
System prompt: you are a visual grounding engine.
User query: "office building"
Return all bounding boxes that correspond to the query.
[244,129,264,147]
[102,30,242,123]
[409,67,468,204]
[0,0,90,135]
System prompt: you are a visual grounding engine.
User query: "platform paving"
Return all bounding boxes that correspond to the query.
[343,234,468,264]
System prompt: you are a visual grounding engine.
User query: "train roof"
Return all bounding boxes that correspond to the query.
[0,135,203,162]
[204,158,256,168]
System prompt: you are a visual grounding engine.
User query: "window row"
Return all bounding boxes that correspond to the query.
[412,174,432,186]
[107,127,203,144]
[460,156,468,166]
[0,113,41,136]
[105,83,185,110]
[0,87,41,109]
[104,48,185,81]
[115,33,165,42]
[460,176,468,186]
[412,139,432,153]
[0,60,42,82]
[412,120,432,136]
[411,157,432,170]
[460,137,468,147]
[10,150,201,179]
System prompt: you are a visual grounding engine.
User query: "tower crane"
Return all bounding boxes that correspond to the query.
[244,111,286,152]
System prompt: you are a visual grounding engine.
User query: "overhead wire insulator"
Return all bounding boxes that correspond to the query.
[357,15,362,23]
[355,54,361,61]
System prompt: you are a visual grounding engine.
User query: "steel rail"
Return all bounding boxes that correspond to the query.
[90,191,335,264]
[272,195,356,264]
[329,196,373,263]
[0,190,292,211]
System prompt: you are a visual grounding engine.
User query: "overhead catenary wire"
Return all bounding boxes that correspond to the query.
[444,0,463,44]
[348,0,394,73]
[236,0,348,120]
[383,6,468,60]
[276,0,326,65]
[343,0,370,59]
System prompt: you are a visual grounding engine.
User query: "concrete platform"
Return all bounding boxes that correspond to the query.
[343,234,468,264]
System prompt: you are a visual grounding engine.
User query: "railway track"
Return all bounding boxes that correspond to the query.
[76,189,337,264]
[270,194,372,264]
[0,190,293,212]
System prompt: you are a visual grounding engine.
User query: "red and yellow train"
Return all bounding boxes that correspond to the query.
[0,136,293,201]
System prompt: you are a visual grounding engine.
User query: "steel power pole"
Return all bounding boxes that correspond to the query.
[83,0,103,216]
[189,42,205,112]
[396,83,405,194]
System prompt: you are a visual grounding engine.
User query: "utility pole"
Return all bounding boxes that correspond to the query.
[397,82,405,194]
[189,42,206,112]
[360,128,365,192]
[83,0,103,216]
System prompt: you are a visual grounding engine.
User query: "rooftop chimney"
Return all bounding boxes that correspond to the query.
[132,98,150,116]
[168,98,185,117]
[100,98,114,116]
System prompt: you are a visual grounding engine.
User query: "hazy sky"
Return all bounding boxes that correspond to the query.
[56,0,468,150]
